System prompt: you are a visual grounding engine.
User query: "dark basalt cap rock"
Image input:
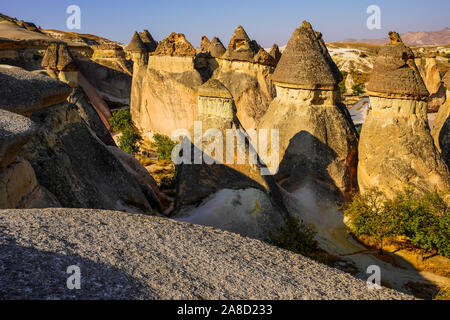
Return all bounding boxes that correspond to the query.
[443,71,450,90]
[272,21,342,90]
[154,32,196,57]
[198,79,233,99]
[0,109,39,168]
[367,31,429,100]
[139,30,158,52]
[0,65,72,115]
[42,42,78,71]
[199,36,211,53]
[269,44,282,63]
[209,37,226,58]
[222,25,259,62]
[253,48,277,67]
[126,32,147,53]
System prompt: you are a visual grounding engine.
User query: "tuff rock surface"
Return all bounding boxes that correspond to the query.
[0,208,413,299]
[173,79,286,238]
[0,64,71,115]
[258,22,358,200]
[431,71,450,167]
[359,33,450,198]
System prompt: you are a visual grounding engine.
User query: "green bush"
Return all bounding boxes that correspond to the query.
[151,134,176,160]
[344,189,449,257]
[352,83,365,96]
[108,110,133,132]
[118,127,142,155]
[266,215,318,258]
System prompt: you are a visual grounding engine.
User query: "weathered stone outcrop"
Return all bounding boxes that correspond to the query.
[0,158,60,209]
[257,21,358,200]
[209,37,226,58]
[0,208,412,299]
[222,26,259,62]
[19,101,157,213]
[0,67,63,209]
[174,79,286,238]
[253,48,276,66]
[67,87,116,146]
[199,36,211,54]
[415,57,446,112]
[0,109,38,169]
[431,71,450,167]
[359,33,450,198]
[139,30,158,53]
[130,32,202,139]
[41,42,78,87]
[0,64,71,115]
[268,43,282,63]
[367,32,429,100]
[207,26,277,131]
[90,44,133,76]
[154,32,196,57]
[200,27,283,131]
[0,110,58,208]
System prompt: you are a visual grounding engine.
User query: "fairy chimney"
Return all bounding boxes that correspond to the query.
[359,32,449,199]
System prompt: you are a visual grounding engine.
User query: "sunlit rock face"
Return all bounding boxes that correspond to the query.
[207,26,276,131]
[359,32,450,199]
[129,31,202,140]
[173,79,286,239]
[415,57,446,113]
[257,21,358,201]
[431,71,450,168]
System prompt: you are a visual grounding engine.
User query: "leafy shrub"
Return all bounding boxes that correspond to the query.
[344,189,449,257]
[266,215,318,258]
[151,134,176,160]
[118,127,142,155]
[108,110,133,132]
[352,83,365,95]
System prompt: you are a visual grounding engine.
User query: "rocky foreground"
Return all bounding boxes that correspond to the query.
[0,208,412,300]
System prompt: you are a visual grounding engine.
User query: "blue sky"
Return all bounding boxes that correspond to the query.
[1,0,449,47]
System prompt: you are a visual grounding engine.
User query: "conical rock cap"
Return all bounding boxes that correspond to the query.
[272,21,342,90]
[367,31,429,100]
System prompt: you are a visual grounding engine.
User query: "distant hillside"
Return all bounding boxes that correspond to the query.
[339,28,450,46]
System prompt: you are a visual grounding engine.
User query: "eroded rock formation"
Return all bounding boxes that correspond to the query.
[130,31,202,140]
[359,32,450,198]
[0,64,160,212]
[269,44,282,63]
[209,26,277,131]
[257,21,359,200]
[431,71,450,167]
[173,79,286,238]
[415,57,446,113]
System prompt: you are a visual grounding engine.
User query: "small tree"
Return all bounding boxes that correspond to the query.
[352,83,365,96]
[344,189,449,257]
[266,215,318,257]
[108,110,133,132]
[151,134,176,160]
[118,127,142,155]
